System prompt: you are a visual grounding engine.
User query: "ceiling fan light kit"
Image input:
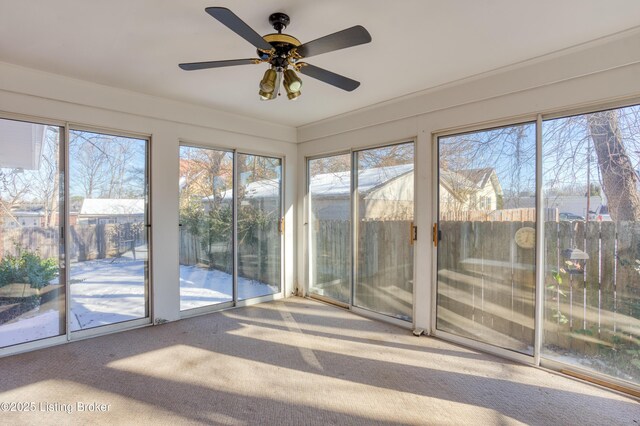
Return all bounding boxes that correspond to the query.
[283,68,302,100]
[179,7,372,101]
[259,68,277,92]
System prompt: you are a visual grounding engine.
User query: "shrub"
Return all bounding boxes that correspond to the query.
[0,255,21,286]
[0,249,58,289]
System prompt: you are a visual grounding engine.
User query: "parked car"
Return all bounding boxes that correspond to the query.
[559,212,585,222]
[588,205,612,222]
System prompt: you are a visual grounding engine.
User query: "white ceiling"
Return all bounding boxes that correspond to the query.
[1,1,640,127]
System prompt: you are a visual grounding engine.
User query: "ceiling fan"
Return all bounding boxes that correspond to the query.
[179,7,372,101]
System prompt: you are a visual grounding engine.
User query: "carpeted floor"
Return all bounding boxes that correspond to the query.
[0,297,638,425]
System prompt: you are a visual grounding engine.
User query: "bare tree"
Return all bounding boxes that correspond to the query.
[70,133,110,198]
[0,169,29,226]
[309,154,351,175]
[542,105,640,221]
[588,110,640,221]
[179,147,234,270]
[357,143,414,169]
[32,127,60,227]
[440,124,535,212]
[69,132,146,200]
[180,148,232,204]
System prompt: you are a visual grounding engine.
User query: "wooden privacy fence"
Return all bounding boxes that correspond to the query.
[311,219,414,319]
[179,230,232,273]
[438,220,640,356]
[311,220,350,289]
[356,220,414,319]
[357,220,413,286]
[545,221,640,355]
[438,220,536,352]
[312,220,413,286]
[440,208,537,222]
[0,223,146,261]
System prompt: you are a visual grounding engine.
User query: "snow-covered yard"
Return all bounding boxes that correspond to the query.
[0,258,278,347]
[69,259,147,331]
[179,265,278,310]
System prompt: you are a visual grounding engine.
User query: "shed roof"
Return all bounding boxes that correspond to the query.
[80,198,145,216]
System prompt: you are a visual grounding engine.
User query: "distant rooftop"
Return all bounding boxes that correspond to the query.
[310,164,414,197]
[457,168,494,188]
[80,199,145,216]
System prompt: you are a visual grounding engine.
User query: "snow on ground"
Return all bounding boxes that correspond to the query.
[0,310,63,347]
[0,258,278,347]
[179,265,278,311]
[69,259,147,331]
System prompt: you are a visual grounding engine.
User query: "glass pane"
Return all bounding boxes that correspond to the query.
[179,146,233,310]
[437,123,536,354]
[308,154,351,304]
[68,130,148,331]
[354,143,414,320]
[543,104,640,386]
[237,154,281,300]
[0,118,65,347]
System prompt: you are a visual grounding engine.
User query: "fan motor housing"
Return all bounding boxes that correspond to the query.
[258,33,301,62]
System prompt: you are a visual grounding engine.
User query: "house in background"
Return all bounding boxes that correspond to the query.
[78,198,145,225]
[208,178,282,214]
[201,163,416,222]
[362,167,414,220]
[308,164,414,220]
[504,195,606,219]
[1,210,43,229]
[440,167,503,214]
[307,165,502,221]
[543,194,605,217]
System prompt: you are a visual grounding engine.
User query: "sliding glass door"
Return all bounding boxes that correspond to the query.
[0,118,65,347]
[68,129,149,331]
[179,146,234,310]
[237,153,282,301]
[434,103,640,391]
[436,123,536,354]
[542,104,640,387]
[354,143,415,321]
[307,142,415,321]
[0,119,151,350]
[308,154,351,304]
[179,146,283,312]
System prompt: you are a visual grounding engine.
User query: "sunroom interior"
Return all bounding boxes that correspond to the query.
[1,1,640,423]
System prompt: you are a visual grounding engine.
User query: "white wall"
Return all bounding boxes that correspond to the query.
[297,28,640,331]
[0,62,298,325]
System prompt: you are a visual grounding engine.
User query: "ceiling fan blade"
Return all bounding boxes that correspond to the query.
[296,26,371,59]
[205,7,273,52]
[179,58,259,71]
[298,63,360,92]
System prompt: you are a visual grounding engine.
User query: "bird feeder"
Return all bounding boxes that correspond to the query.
[561,248,589,275]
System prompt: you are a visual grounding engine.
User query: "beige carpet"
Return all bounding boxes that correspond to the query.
[0,297,638,425]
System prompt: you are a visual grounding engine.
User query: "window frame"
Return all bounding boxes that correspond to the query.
[177,142,287,318]
[432,119,539,362]
[429,98,640,393]
[0,113,154,355]
[66,125,153,339]
[305,139,417,329]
